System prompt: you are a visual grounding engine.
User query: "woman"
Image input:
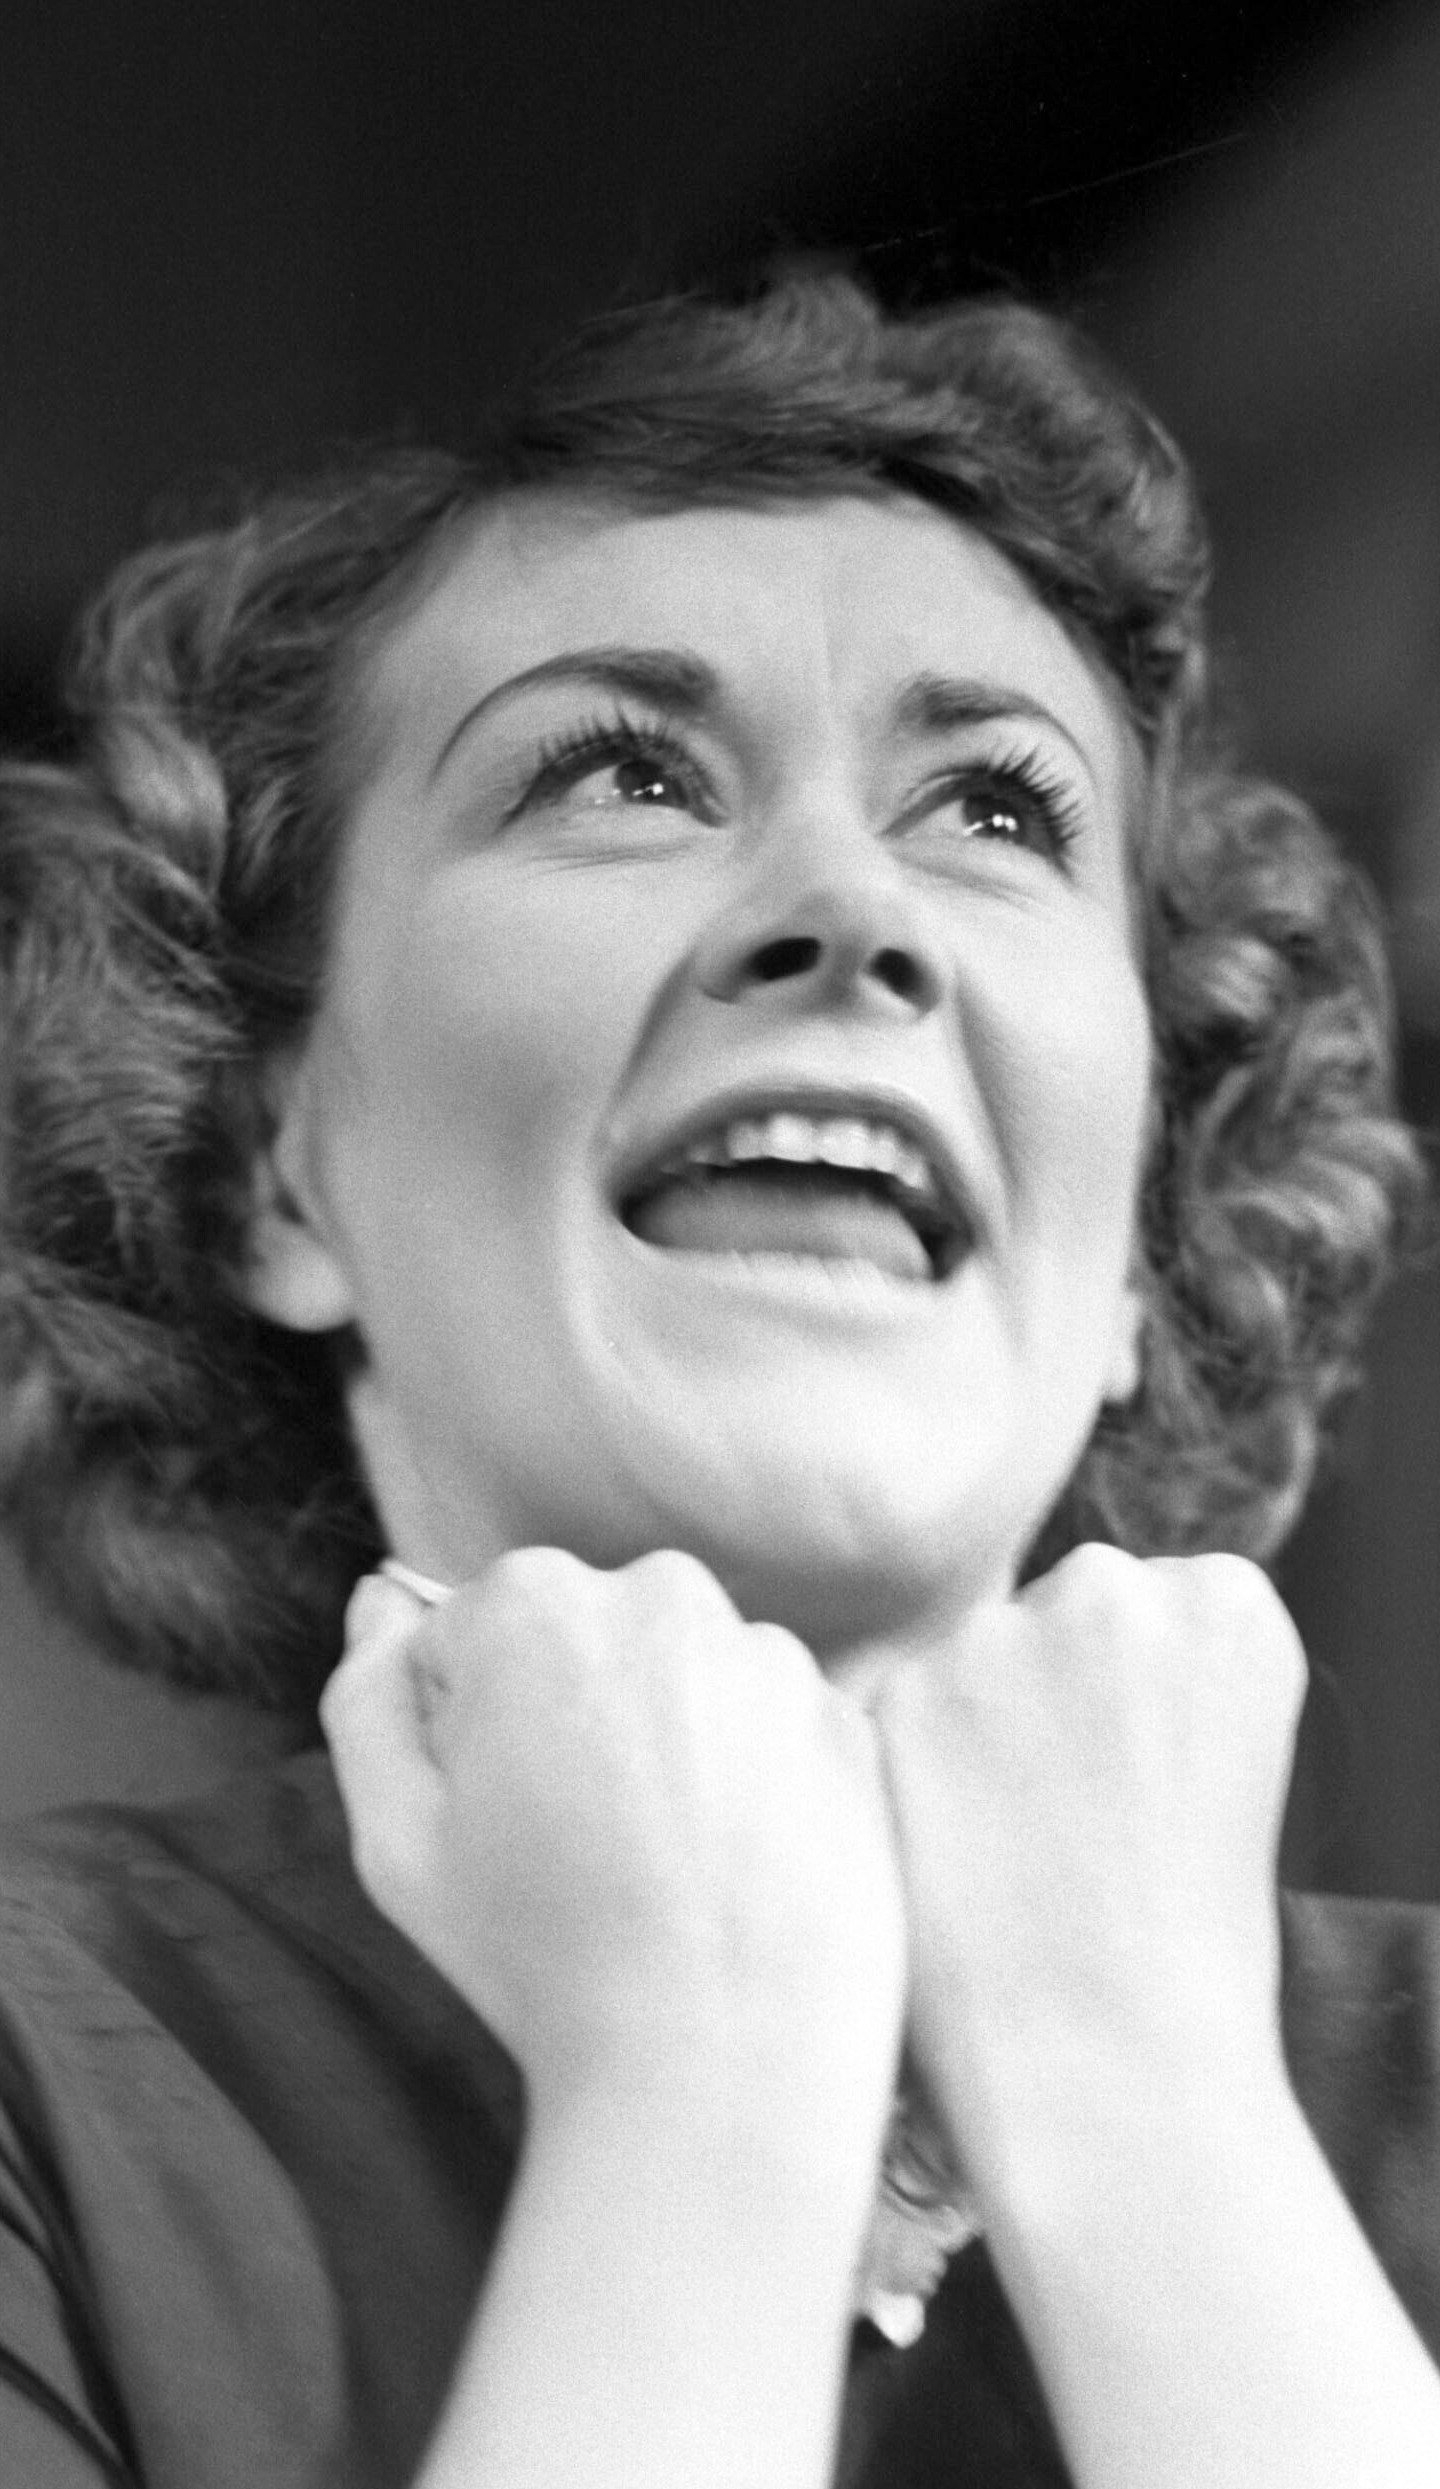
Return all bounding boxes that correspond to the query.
[0,271,1436,2488]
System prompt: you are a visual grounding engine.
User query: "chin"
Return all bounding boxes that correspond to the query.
[626,1452,1024,1661]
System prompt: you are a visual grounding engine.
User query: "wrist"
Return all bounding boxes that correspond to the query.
[970,2032,1305,2287]
[917,1965,1289,2206]
[952,2056,1440,2489]
[526,2044,893,2251]
[429,2024,893,2489]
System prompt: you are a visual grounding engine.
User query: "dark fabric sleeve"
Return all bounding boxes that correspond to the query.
[0,2365,135,2489]
[1281,1889,1440,2363]
[0,2125,137,2487]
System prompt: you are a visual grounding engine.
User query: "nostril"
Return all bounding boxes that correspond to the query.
[872,946,929,1005]
[748,934,823,984]
[709,919,939,1012]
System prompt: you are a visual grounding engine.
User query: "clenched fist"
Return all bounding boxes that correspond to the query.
[324,1547,907,2154]
[875,1543,1307,2212]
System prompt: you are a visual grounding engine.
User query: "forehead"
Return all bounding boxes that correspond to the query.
[361,492,1136,795]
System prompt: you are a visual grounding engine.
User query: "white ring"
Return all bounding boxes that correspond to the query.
[378,1557,454,1608]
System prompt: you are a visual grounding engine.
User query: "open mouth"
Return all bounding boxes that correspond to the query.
[618,1107,971,1283]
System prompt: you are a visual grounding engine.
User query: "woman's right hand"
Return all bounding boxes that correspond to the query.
[323,1548,906,2155]
[327,1559,908,2489]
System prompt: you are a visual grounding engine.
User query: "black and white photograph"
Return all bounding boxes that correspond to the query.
[1,6,1439,2482]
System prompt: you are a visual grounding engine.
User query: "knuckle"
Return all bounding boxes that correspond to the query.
[1157,1552,1307,1702]
[1033,1539,1143,1621]
[1186,1552,1295,1649]
[448,1547,594,1650]
[627,1547,733,1613]
[1055,1540,1137,1591]
[745,1619,810,1668]
[488,1544,587,1599]
[741,1620,819,1696]
[1187,1550,1271,1610]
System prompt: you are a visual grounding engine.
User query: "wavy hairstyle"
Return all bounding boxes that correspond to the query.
[0,273,1421,1707]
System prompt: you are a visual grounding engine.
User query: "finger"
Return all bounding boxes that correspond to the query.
[343,1567,435,1652]
[355,1569,455,1742]
[621,1545,745,1628]
[322,1575,445,1905]
[740,1619,823,1686]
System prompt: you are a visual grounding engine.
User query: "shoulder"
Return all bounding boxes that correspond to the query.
[0,1755,362,2485]
[0,1745,491,2070]
[0,1751,520,2488]
[0,1749,363,2185]
[0,1747,342,2009]
[0,1742,520,2180]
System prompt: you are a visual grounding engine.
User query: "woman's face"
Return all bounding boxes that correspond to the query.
[255,492,1151,1660]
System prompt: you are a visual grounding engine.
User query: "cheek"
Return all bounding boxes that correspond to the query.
[346,872,670,1230]
[388,886,591,1105]
[993,940,1150,1247]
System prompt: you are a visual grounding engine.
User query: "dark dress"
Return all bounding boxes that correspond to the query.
[0,1749,1435,2488]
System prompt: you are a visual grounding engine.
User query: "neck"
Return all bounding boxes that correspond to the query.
[709,1547,1013,1703]
[811,1593,996,1706]
[354,1390,1017,1693]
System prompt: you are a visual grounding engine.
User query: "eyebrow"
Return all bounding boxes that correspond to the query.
[428,647,717,785]
[892,672,1102,790]
[428,645,1102,790]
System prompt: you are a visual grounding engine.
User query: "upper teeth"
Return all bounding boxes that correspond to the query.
[665,1111,938,1199]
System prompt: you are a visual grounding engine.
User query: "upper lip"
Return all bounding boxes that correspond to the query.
[608,1081,977,1258]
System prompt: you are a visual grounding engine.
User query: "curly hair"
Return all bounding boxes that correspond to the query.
[0,271,1421,1709]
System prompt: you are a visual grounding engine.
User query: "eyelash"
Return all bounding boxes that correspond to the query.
[510,710,711,819]
[511,707,1084,864]
[925,742,1085,864]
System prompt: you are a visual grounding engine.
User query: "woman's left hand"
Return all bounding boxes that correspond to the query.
[875,1540,1305,2204]
[877,1544,1440,2489]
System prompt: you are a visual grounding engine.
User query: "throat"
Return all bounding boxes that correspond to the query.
[625,1164,933,1282]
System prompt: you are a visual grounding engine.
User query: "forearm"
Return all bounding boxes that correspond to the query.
[414,2074,877,2489]
[979,2050,1440,2489]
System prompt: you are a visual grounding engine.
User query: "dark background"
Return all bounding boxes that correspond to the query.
[2,1,1437,1893]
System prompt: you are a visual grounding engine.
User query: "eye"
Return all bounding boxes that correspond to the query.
[565,748,691,811]
[603,754,687,807]
[510,712,714,822]
[908,751,1083,866]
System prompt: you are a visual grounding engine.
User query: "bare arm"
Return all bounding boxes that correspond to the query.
[982,2044,1440,2489]
[416,2072,873,2489]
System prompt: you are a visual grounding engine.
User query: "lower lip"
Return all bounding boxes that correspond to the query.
[615,1230,968,1322]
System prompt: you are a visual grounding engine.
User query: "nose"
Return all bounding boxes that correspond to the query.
[695,863,944,1021]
